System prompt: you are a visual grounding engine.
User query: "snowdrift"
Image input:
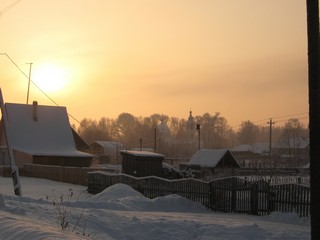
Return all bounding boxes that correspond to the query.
[85,183,208,213]
[0,177,311,240]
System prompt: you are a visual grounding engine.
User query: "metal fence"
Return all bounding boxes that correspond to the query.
[88,172,310,217]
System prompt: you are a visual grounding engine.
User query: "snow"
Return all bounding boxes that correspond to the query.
[0,176,310,239]
[188,149,234,167]
[231,143,269,154]
[120,150,165,158]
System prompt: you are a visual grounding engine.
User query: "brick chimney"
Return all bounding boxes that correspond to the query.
[33,101,38,121]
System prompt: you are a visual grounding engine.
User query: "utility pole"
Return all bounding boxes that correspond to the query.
[154,128,157,151]
[306,0,320,238]
[196,124,201,150]
[139,138,142,151]
[26,62,33,104]
[0,89,22,196]
[267,118,275,162]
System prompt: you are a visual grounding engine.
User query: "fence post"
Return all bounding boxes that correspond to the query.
[268,185,275,214]
[231,178,237,212]
[209,181,215,210]
[251,182,258,215]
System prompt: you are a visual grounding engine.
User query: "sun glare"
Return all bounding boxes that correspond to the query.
[32,64,69,93]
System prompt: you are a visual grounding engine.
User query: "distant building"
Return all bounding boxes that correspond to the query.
[182,149,240,177]
[231,143,269,167]
[157,118,171,144]
[186,110,196,140]
[187,149,240,168]
[0,102,93,167]
[273,137,309,167]
[89,141,125,164]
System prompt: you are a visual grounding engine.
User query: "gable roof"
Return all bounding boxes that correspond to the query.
[91,141,126,155]
[93,141,124,149]
[4,103,92,157]
[188,149,240,168]
[231,143,269,154]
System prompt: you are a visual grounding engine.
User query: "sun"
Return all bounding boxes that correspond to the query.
[32,63,69,93]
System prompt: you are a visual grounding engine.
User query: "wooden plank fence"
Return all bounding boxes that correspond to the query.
[88,171,310,217]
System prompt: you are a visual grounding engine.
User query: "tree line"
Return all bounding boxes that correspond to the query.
[75,112,309,158]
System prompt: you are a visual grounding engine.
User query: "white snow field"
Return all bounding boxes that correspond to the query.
[0,176,310,240]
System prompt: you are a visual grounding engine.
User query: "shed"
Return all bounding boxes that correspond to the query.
[186,149,240,171]
[0,102,93,167]
[120,150,165,177]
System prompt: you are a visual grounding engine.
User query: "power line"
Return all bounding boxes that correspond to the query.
[231,112,309,130]
[0,53,84,127]
[271,112,308,121]
[0,0,22,17]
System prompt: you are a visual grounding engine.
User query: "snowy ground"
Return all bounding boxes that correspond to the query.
[0,176,310,239]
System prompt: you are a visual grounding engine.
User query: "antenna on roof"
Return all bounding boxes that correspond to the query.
[26,62,33,104]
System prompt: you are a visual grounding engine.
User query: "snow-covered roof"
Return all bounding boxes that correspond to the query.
[5,103,92,157]
[188,149,232,167]
[273,137,309,149]
[231,143,269,154]
[120,150,165,158]
[93,141,124,150]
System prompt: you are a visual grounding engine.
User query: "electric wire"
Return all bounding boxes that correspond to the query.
[231,112,309,130]
[1,52,310,131]
[0,0,21,17]
[0,53,84,127]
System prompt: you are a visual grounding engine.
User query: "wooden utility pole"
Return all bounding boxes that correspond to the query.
[0,89,22,196]
[154,128,157,151]
[306,0,320,238]
[139,138,142,151]
[267,118,275,161]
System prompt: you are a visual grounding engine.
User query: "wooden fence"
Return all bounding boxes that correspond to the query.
[22,164,116,186]
[88,171,310,217]
[0,166,12,177]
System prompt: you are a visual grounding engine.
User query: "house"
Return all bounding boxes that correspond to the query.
[183,149,240,176]
[120,150,165,177]
[231,143,269,167]
[89,141,125,164]
[273,137,309,167]
[0,101,93,167]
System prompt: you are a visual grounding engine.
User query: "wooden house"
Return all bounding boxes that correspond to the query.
[0,102,93,167]
[184,149,240,176]
[120,150,165,177]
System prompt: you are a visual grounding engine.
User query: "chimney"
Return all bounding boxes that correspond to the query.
[33,101,38,121]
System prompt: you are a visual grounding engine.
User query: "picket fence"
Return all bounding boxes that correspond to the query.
[87,171,310,217]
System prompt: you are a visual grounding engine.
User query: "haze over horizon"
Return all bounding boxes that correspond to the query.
[0,0,309,128]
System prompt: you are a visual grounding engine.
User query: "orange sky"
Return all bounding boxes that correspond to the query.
[0,0,309,128]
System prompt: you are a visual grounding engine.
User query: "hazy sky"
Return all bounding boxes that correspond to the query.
[0,0,309,128]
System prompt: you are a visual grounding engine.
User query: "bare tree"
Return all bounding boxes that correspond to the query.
[237,120,260,145]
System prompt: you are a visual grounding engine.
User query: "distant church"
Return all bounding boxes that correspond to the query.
[186,110,197,141]
[157,118,171,144]
[155,111,199,148]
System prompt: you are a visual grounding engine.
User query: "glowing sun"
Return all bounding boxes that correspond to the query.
[32,64,69,93]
